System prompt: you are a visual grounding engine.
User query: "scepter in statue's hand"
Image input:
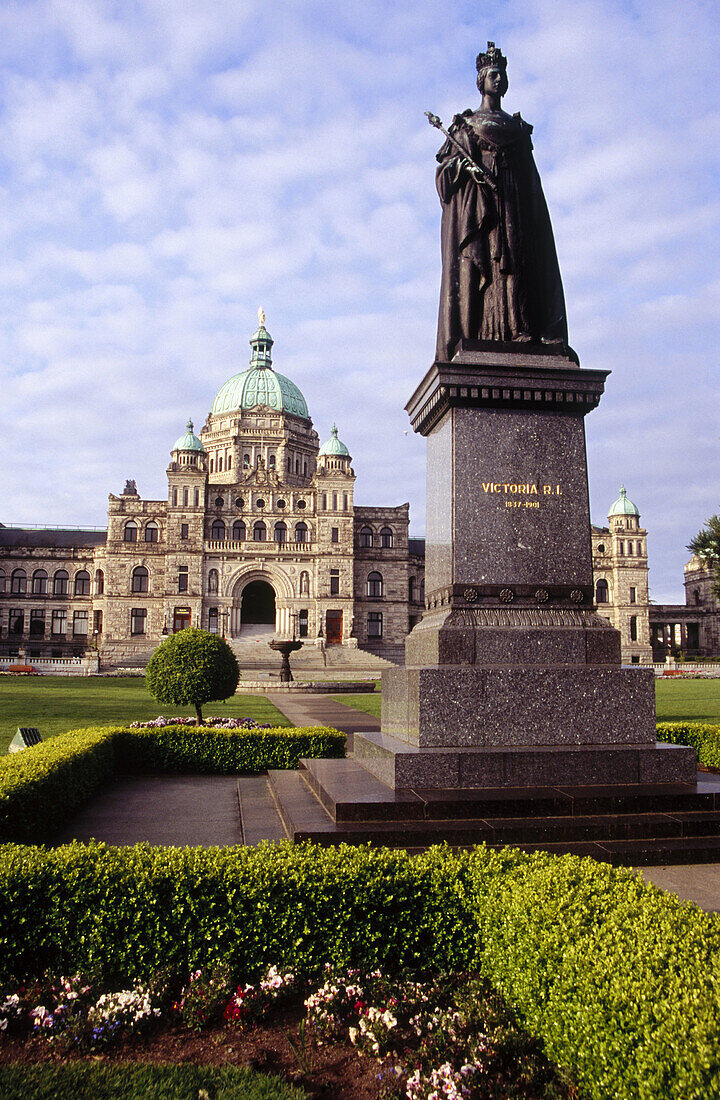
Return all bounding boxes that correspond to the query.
[425,111,497,192]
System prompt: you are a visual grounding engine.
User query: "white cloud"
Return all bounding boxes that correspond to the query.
[0,0,718,603]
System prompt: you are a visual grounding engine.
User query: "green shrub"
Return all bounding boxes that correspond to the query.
[0,725,345,844]
[0,843,718,1098]
[657,721,720,768]
[145,628,240,724]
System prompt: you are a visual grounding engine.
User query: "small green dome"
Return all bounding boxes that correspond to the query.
[608,486,639,518]
[173,419,205,453]
[319,424,350,457]
[211,315,309,419]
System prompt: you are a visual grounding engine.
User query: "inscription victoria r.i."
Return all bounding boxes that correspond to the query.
[481,481,562,495]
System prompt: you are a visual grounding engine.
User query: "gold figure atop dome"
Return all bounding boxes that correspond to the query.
[258,307,265,326]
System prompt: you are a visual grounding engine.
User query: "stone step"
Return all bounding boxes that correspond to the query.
[261,770,720,863]
[299,757,720,821]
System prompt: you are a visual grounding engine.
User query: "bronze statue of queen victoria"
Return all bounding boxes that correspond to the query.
[433,43,568,360]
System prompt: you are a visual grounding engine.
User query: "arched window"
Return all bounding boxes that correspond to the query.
[637,541,643,556]
[144,521,159,543]
[268,454,275,469]
[627,542,634,556]
[232,520,246,542]
[172,488,177,506]
[227,454,232,470]
[208,607,219,633]
[595,578,610,604]
[694,589,701,606]
[211,519,225,540]
[295,521,308,544]
[53,569,69,595]
[123,521,138,543]
[274,521,287,545]
[183,488,188,506]
[321,493,327,510]
[11,568,27,595]
[218,456,223,472]
[299,571,310,596]
[0,570,5,594]
[409,576,416,602]
[253,521,267,542]
[74,570,90,595]
[359,526,373,548]
[131,566,149,594]
[366,571,383,598]
[380,526,393,548]
[32,569,48,595]
[208,569,219,595]
[95,569,105,595]
[209,458,214,473]
[244,454,250,468]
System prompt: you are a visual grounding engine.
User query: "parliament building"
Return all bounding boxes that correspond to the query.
[0,317,425,670]
[2,316,715,670]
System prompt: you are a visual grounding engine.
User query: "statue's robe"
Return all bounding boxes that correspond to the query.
[435,109,568,360]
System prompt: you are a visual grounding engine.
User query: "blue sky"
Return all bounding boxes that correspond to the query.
[2,0,719,603]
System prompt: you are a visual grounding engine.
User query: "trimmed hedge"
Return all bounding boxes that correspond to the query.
[0,842,718,1099]
[658,720,720,768]
[0,725,345,844]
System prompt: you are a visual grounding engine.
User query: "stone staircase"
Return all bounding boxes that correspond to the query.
[247,757,720,866]
[229,630,400,677]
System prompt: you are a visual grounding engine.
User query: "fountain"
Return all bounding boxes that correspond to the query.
[268,638,304,682]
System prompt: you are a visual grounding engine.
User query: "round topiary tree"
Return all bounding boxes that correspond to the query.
[145,627,240,726]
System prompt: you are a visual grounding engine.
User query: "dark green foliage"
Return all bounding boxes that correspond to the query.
[688,515,720,600]
[657,720,720,768]
[0,724,345,844]
[0,1063,305,1099]
[0,843,719,1098]
[145,628,240,723]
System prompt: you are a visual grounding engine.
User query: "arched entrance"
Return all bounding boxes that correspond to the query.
[240,580,276,628]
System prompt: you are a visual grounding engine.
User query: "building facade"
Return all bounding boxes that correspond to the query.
[0,318,420,668]
[591,487,653,664]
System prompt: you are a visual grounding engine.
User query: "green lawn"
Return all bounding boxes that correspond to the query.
[330,691,382,719]
[0,676,289,753]
[655,678,720,723]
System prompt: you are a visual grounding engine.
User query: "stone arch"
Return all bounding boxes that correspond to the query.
[224,564,294,638]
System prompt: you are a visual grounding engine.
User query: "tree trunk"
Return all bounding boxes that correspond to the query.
[195,704,204,726]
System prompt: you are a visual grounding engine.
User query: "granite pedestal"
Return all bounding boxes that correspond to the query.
[252,342,707,864]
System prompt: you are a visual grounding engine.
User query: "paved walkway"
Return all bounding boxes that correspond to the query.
[54,775,243,847]
[266,692,380,752]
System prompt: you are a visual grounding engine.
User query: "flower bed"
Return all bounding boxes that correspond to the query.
[0,723,345,844]
[0,963,575,1099]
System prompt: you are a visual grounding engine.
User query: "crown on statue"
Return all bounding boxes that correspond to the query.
[476,41,507,72]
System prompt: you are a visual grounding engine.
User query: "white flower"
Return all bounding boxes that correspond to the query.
[348,1026,358,1044]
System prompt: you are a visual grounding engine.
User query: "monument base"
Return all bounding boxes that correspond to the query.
[353,731,696,789]
[380,665,657,749]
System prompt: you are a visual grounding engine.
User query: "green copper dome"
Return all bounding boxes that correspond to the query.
[319,424,350,457]
[608,486,640,518]
[173,419,204,453]
[211,315,309,419]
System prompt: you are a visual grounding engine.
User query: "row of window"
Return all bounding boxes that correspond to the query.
[123,521,159,543]
[170,488,201,508]
[5,609,89,637]
[618,540,644,557]
[595,580,638,605]
[0,568,94,596]
[320,493,350,511]
[208,520,311,543]
[358,526,393,548]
